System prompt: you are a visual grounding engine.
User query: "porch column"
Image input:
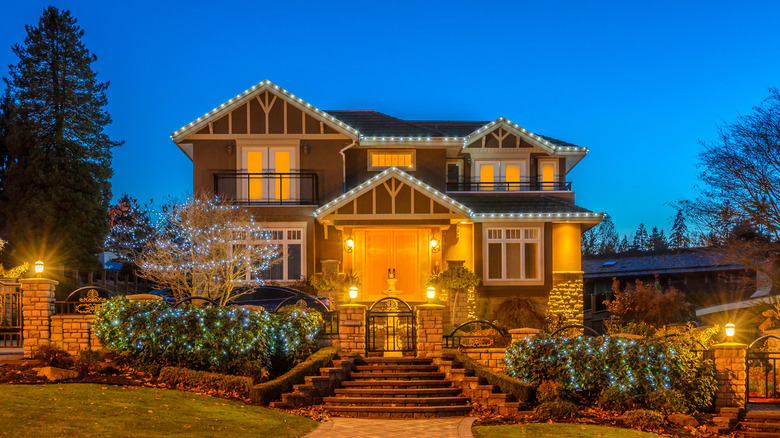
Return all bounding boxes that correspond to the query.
[20,278,58,359]
[337,304,366,355]
[713,342,747,411]
[415,304,444,358]
[547,223,584,326]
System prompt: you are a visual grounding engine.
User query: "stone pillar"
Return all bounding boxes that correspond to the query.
[20,278,58,359]
[416,304,444,358]
[508,328,542,343]
[546,271,584,327]
[338,304,366,355]
[713,342,747,411]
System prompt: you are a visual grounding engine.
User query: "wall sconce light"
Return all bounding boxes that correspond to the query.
[725,322,736,340]
[429,235,441,253]
[344,236,354,253]
[426,286,436,302]
[349,285,358,301]
[226,143,233,154]
[34,260,44,277]
[303,144,309,155]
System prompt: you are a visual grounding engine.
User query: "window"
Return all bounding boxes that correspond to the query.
[538,159,558,191]
[446,159,463,190]
[236,227,304,282]
[485,227,541,281]
[475,160,527,191]
[368,150,416,171]
[241,146,297,201]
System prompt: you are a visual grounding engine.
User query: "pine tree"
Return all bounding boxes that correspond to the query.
[669,209,690,249]
[1,7,122,267]
[617,235,630,253]
[596,214,619,255]
[581,227,597,256]
[633,224,649,251]
[649,227,669,252]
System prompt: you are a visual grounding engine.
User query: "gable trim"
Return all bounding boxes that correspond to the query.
[464,117,588,154]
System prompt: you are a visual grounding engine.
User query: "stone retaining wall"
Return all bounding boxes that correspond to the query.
[456,347,507,372]
[50,314,102,355]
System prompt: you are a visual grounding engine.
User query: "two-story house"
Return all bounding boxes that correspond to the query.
[171,80,602,326]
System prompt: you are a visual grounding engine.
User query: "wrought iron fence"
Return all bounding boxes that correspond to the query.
[443,320,510,349]
[746,335,780,404]
[0,283,22,348]
[366,297,415,354]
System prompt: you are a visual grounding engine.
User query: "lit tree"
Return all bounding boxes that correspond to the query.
[633,224,649,251]
[136,198,281,306]
[0,7,122,267]
[684,88,780,285]
[668,208,691,249]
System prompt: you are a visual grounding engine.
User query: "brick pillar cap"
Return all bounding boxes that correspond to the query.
[713,342,748,349]
[416,304,445,310]
[19,278,59,286]
[338,303,367,309]
[509,328,542,334]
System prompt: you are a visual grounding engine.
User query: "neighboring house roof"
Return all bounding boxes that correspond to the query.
[583,249,747,279]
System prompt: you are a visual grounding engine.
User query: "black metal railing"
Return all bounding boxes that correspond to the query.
[747,335,780,403]
[366,297,415,355]
[214,172,318,205]
[443,320,511,349]
[446,181,572,192]
[0,283,22,348]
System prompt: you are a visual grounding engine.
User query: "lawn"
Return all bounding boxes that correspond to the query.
[0,383,317,438]
[473,423,659,438]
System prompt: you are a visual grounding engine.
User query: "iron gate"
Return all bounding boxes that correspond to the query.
[0,283,23,348]
[366,297,415,355]
[746,335,780,404]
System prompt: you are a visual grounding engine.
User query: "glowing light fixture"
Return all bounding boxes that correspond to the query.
[349,285,358,300]
[426,286,436,302]
[344,236,354,253]
[725,322,736,339]
[429,235,441,253]
[34,261,44,277]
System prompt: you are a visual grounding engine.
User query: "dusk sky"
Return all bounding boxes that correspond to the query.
[2,1,779,237]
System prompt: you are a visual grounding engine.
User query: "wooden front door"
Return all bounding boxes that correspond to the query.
[360,229,422,301]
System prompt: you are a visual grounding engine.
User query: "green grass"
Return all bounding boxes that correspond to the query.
[0,383,317,438]
[473,423,659,438]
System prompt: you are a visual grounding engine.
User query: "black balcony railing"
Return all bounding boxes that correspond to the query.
[214,172,319,205]
[446,181,572,192]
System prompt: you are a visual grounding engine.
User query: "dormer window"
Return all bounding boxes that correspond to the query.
[368,150,416,171]
[474,160,528,191]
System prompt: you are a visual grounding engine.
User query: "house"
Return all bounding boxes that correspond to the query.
[582,248,759,332]
[171,80,601,326]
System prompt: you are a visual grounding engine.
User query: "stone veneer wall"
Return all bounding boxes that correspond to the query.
[713,343,747,411]
[20,278,57,359]
[546,271,584,326]
[337,304,366,355]
[456,347,507,372]
[50,314,102,355]
[415,305,443,358]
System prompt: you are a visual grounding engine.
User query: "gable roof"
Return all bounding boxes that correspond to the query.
[314,167,472,219]
[464,117,585,154]
[171,79,360,143]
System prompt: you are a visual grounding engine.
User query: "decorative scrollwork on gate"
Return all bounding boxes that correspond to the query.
[56,286,117,315]
[366,297,415,354]
[443,320,510,349]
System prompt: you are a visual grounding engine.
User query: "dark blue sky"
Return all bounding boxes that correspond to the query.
[2,1,779,237]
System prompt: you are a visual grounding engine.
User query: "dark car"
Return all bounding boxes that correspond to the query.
[227,285,330,312]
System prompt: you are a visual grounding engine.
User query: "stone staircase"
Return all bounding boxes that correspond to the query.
[734,410,780,438]
[270,353,356,409]
[323,356,473,418]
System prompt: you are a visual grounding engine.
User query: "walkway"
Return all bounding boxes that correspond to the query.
[303,417,475,438]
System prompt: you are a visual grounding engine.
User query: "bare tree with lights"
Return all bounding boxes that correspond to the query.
[683,88,780,286]
[136,197,281,306]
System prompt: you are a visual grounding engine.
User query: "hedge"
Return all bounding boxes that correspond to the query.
[159,366,254,398]
[250,346,340,405]
[443,349,533,403]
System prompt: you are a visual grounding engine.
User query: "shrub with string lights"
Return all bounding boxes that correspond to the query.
[505,333,715,411]
[93,297,322,377]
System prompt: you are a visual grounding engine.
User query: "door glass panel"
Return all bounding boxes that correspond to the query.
[541,162,556,190]
[505,164,521,190]
[479,163,495,191]
[274,151,291,200]
[247,151,263,200]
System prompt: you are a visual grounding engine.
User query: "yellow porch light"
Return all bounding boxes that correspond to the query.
[348,285,358,300]
[344,236,355,253]
[725,322,736,339]
[34,261,44,277]
[429,235,441,253]
[426,286,436,301]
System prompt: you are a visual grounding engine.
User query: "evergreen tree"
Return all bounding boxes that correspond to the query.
[633,224,649,251]
[649,227,669,252]
[581,226,597,256]
[1,7,122,267]
[617,235,630,253]
[596,214,620,255]
[669,209,690,249]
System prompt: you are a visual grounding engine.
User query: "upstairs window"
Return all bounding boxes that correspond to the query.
[368,150,416,171]
[475,160,528,191]
[241,146,297,201]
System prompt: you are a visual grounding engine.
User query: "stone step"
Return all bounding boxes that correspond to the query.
[741,422,780,430]
[354,365,439,372]
[359,357,434,365]
[323,396,468,406]
[747,412,780,420]
[736,432,780,438]
[333,387,462,397]
[325,405,472,419]
[348,372,445,380]
[341,379,452,388]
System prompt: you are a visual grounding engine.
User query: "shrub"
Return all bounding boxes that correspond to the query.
[444,350,533,403]
[74,349,101,375]
[250,346,339,405]
[646,389,688,414]
[622,409,664,429]
[34,343,73,368]
[537,380,565,403]
[534,400,578,421]
[492,298,545,329]
[93,297,322,376]
[597,386,636,412]
[159,366,253,398]
[505,333,716,412]
[605,278,691,327]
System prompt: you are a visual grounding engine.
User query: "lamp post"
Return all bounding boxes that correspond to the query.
[348,285,358,303]
[426,286,436,303]
[725,322,736,342]
[34,261,44,278]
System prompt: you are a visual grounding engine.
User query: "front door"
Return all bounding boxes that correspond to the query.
[359,229,423,301]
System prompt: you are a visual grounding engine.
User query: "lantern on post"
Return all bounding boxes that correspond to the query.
[725,322,736,341]
[426,286,436,303]
[34,261,44,278]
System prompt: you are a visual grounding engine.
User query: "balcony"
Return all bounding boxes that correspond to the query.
[214,172,319,205]
[445,181,572,192]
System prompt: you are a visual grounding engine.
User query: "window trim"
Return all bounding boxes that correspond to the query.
[236,222,307,283]
[482,225,543,285]
[367,149,417,171]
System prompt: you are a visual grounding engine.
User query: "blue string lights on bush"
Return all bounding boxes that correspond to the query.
[504,333,716,411]
[93,297,323,375]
